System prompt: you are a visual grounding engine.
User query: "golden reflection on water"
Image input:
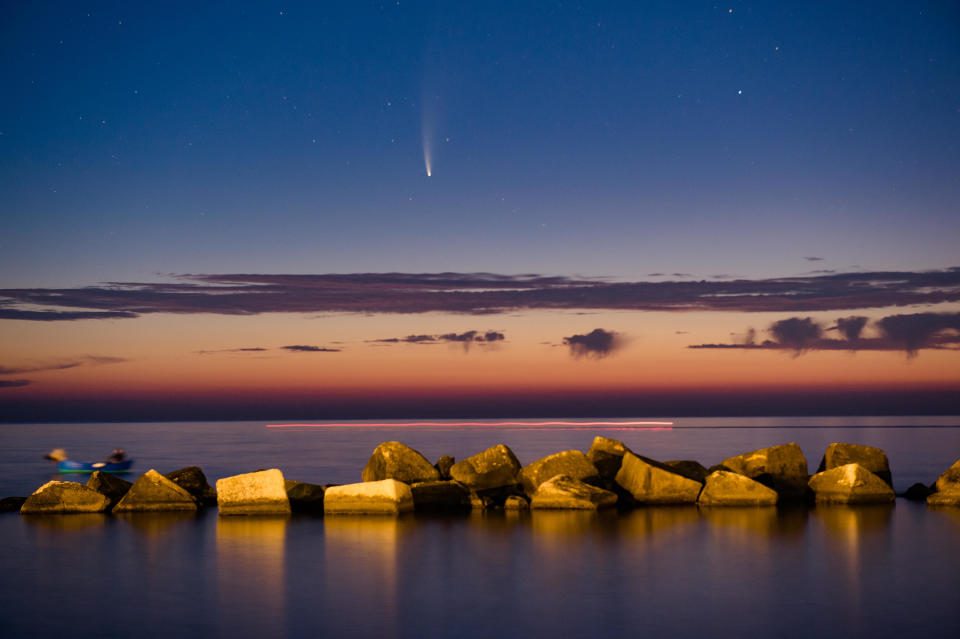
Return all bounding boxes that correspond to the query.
[21,513,109,531]
[115,512,196,537]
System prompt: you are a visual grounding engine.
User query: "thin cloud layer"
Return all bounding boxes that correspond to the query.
[371,330,506,349]
[281,345,341,353]
[0,356,127,376]
[0,268,958,320]
[563,328,623,359]
[0,379,30,388]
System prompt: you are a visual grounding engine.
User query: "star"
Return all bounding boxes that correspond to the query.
[737,89,742,95]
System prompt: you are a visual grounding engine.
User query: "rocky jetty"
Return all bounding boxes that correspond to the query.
[720,443,809,500]
[586,436,631,479]
[449,444,522,492]
[113,469,198,512]
[518,450,600,494]
[808,463,895,504]
[531,475,617,510]
[217,469,291,515]
[615,452,702,504]
[817,443,892,487]
[324,479,414,515]
[361,441,441,483]
[21,481,111,514]
[698,470,778,506]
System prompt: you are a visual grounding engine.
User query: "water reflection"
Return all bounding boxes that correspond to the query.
[617,506,701,544]
[699,506,807,538]
[115,511,197,537]
[21,513,108,531]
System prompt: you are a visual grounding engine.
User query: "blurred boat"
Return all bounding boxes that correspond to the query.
[57,459,134,473]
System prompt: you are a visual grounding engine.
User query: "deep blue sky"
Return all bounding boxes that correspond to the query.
[1,1,958,287]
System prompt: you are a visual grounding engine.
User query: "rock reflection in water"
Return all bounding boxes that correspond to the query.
[115,511,197,537]
[21,513,109,532]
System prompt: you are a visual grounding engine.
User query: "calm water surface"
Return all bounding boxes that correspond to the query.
[1,416,959,638]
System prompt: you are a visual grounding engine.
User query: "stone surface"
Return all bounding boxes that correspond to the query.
[449,444,522,492]
[818,443,892,487]
[410,480,470,512]
[902,483,933,501]
[721,443,809,499]
[518,450,600,494]
[114,469,198,512]
[504,495,530,510]
[665,460,710,483]
[927,488,960,506]
[284,480,326,513]
[361,441,441,483]
[217,469,291,515]
[469,493,495,510]
[808,463,895,504]
[586,436,631,479]
[85,471,132,506]
[615,452,703,504]
[1,496,27,513]
[698,470,779,506]
[324,479,414,515]
[434,455,456,479]
[933,458,960,493]
[21,481,111,514]
[531,475,618,510]
[165,466,214,503]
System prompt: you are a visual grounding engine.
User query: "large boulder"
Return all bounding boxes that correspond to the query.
[284,480,326,513]
[720,443,809,499]
[113,469,198,512]
[808,463,895,504]
[434,455,456,479]
[217,469,291,515]
[20,481,111,514]
[927,458,960,506]
[361,441,441,483]
[519,450,600,495]
[817,443,892,487]
[615,452,703,504]
[85,471,132,507]
[410,480,471,512]
[165,466,216,505]
[698,470,779,506]
[324,479,414,515]
[586,436,631,479]
[664,460,710,483]
[531,475,618,510]
[449,444,522,492]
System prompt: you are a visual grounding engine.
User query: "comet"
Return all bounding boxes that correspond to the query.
[422,130,432,177]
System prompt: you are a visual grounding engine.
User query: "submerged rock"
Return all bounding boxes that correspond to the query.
[808,463,895,504]
[86,471,132,507]
[721,443,809,500]
[817,443,892,487]
[531,475,618,510]
[217,469,291,515]
[113,469,198,512]
[21,481,111,514]
[165,466,215,505]
[324,479,414,515]
[902,483,933,501]
[1,496,27,513]
[519,450,600,495]
[586,436,631,479]
[449,444,522,492]
[664,460,710,483]
[361,441,440,483]
[284,480,326,513]
[698,470,778,506]
[410,480,470,512]
[615,452,702,504]
[434,455,456,480]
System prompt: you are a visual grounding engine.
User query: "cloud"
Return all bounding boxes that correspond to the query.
[1,268,959,319]
[0,379,30,388]
[804,256,825,262]
[831,316,869,340]
[195,347,268,355]
[371,330,505,347]
[563,328,623,359]
[769,317,822,353]
[876,312,960,357]
[0,356,127,376]
[281,345,341,353]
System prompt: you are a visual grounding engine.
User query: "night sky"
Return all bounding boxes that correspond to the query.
[1,2,958,421]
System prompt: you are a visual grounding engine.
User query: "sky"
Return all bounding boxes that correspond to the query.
[1,2,958,421]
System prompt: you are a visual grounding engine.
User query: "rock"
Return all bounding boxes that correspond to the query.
[586,436,631,479]
[698,470,779,506]
[902,483,933,501]
[531,475,618,510]
[518,450,600,495]
[927,489,960,506]
[504,495,530,510]
[324,479,414,515]
[20,481,111,514]
[817,443,893,487]
[217,469,291,515]
[449,444,522,492]
[615,452,703,504]
[165,466,214,503]
[933,458,960,493]
[1,496,27,513]
[284,480,326,513]
[435,455,456,479]
[808,463,895,504]
[113,469,198,512]
[664,460,710,483]
[410,480,470,512]
[469,493,495,510]
[361,441,441,483]
[720,443,809,499]
[85,471,132,506]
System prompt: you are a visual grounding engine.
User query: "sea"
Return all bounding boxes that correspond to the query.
[1,416,959,638]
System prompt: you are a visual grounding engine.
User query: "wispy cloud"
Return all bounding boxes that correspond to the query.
[195,347,268,355]
[0,379,30,389]
[281,345,341,353]
[0,356,127,376]
[563,328,624,359]
[370,330,505,351]
[1,268,959,320]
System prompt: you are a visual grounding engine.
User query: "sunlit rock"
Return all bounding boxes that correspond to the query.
[86,470,132,507]
[324,479,414,515]
[721,443,809,499]
[698,470,778,506]
[808,463,895,504]
[361,441,440,483]
[216,469,290,515]
[586,436,631,479]
[665,460,710,483]
[615,452,702,504]
[519,450,600,495]
[284,479,326,513]
[531,475,618,510]
[817,443,892,487]
[434,455,456,480]
[504,495,530,510]
[114,469,198,512]
[165,466,216,505]
[20,481,111,514]
[927,458,960,506]
[410,480,470,512]
[449,444,522,491]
